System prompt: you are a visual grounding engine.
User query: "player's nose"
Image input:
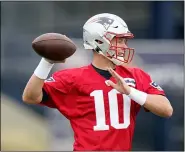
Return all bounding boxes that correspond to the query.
[123,44,128,48]
[119,43,128,49]
[118,40,128,48]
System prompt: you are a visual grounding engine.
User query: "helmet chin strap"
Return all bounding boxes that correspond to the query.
[98,51,123,66]
[110,57,123,66]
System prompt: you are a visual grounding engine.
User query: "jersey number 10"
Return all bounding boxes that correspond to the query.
[90,89,131,131]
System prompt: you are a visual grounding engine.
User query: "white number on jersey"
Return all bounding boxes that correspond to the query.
[90,89,131,131]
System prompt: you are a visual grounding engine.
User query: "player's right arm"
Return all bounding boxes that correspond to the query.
[22,58,59,104]
[22,74,45,104]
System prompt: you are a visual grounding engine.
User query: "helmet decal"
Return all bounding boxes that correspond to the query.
[95,17,114,30]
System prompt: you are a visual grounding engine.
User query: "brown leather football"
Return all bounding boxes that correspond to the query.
[32,33,77,61]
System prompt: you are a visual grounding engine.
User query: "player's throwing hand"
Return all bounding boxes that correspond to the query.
[105,68,131,95]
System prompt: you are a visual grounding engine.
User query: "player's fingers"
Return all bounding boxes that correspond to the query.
[107,68,122,81]
[107,68,127,86]
[105,80,117,88]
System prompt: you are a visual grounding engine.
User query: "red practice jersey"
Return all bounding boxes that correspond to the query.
[41,64,165,151]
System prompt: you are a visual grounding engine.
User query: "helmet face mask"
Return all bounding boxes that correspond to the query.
[83,13,135,65]
[107,45,135,65]
[104,32,134,65]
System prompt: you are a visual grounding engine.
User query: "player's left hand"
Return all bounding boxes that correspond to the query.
[105,68,131,95]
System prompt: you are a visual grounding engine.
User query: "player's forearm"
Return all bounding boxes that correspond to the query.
[143,94,173,118]
[22,74,44,104]
[22,58,54,104]
[126,87,173,118]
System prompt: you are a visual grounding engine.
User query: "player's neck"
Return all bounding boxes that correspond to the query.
[92,52,116,70]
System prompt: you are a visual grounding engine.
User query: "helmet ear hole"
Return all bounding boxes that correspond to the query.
[95,39,103,44]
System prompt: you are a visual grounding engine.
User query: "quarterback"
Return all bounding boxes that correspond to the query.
[22,13,173,150]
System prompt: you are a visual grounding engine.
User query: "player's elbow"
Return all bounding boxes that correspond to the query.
[165,105,173,118]
[22,93,41,104]
[22,94,30,103]
[159,96,173,118]
[164,98,173,118]
[162,103,173,118]
[22,94,32,104]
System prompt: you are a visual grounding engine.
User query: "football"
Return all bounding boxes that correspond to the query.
[32,33,77,61]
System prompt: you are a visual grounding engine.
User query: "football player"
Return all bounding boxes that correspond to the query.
[22,13,173,151]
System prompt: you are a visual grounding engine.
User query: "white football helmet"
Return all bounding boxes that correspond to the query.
[83,13,134,65]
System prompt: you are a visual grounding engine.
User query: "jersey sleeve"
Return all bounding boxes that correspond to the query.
[140,69,165,96]
[40,70,74,109]
[135,69,166,112]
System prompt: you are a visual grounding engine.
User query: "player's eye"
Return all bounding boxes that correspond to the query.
[117,38,127,44]
[117,38,124,43]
